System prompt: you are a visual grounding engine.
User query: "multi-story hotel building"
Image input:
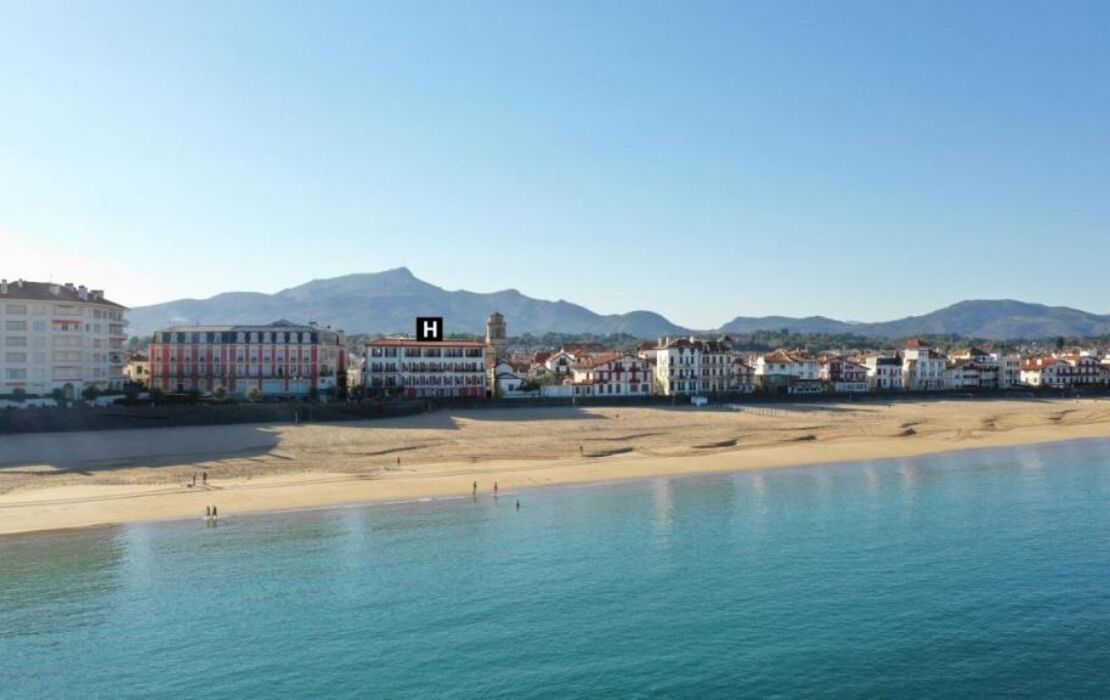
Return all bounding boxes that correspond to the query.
[0,279,128,397]
[364,338,487,398]
[148,320,346,396]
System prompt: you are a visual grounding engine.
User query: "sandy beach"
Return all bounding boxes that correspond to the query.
[2,397,1110,536]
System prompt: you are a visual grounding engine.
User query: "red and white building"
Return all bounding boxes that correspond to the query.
[1021,354,1108,388]
[819,355,869,393]
[149,320,346,396]
[365,338,487,398]
[568,353,653,397]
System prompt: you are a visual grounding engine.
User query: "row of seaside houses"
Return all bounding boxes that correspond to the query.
[5,281,1110,401]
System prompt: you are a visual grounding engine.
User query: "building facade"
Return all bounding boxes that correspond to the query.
[122,352,150,387]
[729,357,756,393]
[863,353,903,391]
[365,338,487,398]
[1021,354,1108,388]
[0,280,128,397]
[755,349,822,394]
[819,355,869,392]
[569,353,653,397]
[902,339,947,390]
[149,320,346,396]
[654,337,734,395]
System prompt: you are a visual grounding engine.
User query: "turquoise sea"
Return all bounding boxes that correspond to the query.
[3,438,1110,698]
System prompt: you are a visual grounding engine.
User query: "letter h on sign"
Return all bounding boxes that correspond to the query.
[416,317,443,341]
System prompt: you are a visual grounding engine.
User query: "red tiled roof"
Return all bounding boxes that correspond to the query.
[573,352,628,370]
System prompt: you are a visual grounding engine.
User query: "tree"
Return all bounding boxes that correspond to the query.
[81,385,100,403]
[308,386,320,402]
[50,388,67,406]
[246,387,261,403]
[11,388,26,403]
[214,386,228,401]
[1056,336,1066,352]
[337,370,349,400]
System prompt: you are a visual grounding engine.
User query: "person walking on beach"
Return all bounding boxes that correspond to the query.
[515,499,521,511]
[494,482,498,495]
[192,473,197,487]
[205,506,211,518]
[202,471,208,486]
[472,481,478,496]
[212,505,218,518]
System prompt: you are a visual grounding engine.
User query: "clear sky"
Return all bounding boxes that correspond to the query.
[3,1,1108,327]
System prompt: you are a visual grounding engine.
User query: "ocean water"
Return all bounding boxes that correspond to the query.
[3,439,1110,699]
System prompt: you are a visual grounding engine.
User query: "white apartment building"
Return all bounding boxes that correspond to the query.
[365,338,487,398]
[754,349,821,394]
[654,338,702,395]
[0,279,128,398]
[902,339,946,390]
[698,339,732,393]
[653,337,734,395]
[863,353,903,391]
[994,353,1022,389]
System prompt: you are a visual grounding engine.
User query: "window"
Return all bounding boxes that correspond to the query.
[5,304,27,314]
[5,352,27,363]
[5,320,26,331]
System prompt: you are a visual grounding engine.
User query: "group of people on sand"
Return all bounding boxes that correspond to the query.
[205,505,219,519]
[472,480,520,509]
[190,471,209,488]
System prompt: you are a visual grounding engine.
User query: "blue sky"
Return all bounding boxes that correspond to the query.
[2,1,1108,327]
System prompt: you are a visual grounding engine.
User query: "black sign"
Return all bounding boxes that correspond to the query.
[416,316,443,341]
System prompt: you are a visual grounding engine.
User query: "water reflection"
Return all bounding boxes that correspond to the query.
[651,478,674,546]
[0,528,125,641]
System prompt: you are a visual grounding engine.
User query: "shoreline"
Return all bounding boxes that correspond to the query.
[4,399,1110,537]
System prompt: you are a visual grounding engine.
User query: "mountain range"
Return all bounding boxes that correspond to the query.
[126,268,1110,341]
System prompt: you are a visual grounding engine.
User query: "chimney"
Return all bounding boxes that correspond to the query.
[0,279,6,294]
[16,279,23,288]
[78,285,88,300]
[91,289,103,300]
[65,282,75,291]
